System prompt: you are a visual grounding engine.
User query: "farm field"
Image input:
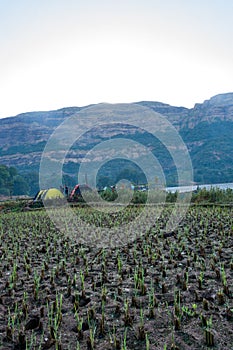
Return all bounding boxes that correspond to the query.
[0,205,232,349]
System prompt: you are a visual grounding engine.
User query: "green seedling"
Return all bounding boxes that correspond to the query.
[145,333,150,350]
[108,325,120,349]
[80,269,85,297]
[10,262,18,284]
[33,271,40,301]
[123,299,133,326]
[74,306,83,340]
[87,323,96,350]
[121,328,127,350]
[182,305,196,317]
[198,271,204,290]
[117,253,123,275]
[137,307,146,340]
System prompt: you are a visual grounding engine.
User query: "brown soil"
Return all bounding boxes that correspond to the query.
[0,205,232,349]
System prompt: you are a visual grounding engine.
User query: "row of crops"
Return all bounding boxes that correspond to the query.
[0,205,232,349]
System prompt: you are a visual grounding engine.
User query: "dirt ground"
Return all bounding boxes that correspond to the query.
[0,205,232,349]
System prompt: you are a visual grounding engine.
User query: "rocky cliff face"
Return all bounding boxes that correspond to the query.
[136,101,189,129]
[184,93,233,129]
[0,93,233,185]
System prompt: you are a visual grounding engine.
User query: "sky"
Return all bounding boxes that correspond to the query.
[0,0,233,118]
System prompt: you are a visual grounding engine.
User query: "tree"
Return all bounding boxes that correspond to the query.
[0,165,13,195]
[96,176,113,189]
[24,172,39,196]
[13,175,29,195]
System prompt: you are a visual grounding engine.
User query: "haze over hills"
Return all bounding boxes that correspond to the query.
[0,93,233,194]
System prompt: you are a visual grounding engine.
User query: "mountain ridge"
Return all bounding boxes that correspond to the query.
[0,93,233,191]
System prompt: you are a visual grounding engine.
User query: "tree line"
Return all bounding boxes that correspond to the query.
[0,165,31,196]
[1,163,233,204]
[0,164,77,197]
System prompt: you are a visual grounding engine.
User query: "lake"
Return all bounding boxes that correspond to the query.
[166,182,233,193]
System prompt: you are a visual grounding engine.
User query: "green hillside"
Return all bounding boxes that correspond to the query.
[0,93,233,195]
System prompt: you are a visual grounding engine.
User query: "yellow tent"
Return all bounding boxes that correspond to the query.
[34,188,64,201]
[33,189,45,201]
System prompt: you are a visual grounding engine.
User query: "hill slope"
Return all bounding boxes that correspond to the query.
[0,93,233,190]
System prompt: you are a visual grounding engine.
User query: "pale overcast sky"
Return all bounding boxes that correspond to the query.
[0,0,233,118]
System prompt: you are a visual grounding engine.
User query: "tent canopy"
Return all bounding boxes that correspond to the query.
[34,188,64,201]
[70,184,92,199]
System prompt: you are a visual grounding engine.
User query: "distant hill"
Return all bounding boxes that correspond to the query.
[0,93,233,193]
